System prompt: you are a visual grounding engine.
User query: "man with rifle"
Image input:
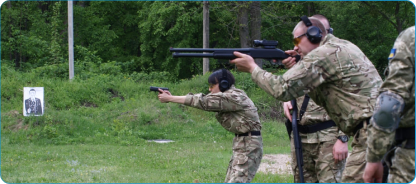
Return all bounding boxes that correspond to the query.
[230,16,382,183]
[281,14,347,183]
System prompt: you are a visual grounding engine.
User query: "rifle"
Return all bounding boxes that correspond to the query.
[170,40,300,65]
[150,86,169,93]
[291,99,305,183]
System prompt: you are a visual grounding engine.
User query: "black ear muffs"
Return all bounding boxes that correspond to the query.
[219,69,229,92]
[300,15,322,44]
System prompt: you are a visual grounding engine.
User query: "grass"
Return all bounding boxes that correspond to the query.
[1,63,293,183]
[1,121,292,183]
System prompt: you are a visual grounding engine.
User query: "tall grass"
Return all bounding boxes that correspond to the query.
[1,62,292,183]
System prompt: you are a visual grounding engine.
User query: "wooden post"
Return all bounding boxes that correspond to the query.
[68,1,74,80]
[203,1,209,75]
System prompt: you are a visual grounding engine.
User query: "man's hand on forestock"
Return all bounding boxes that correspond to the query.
[230,51,258,73]
[363,162,384,183]
[283,101,293,121]
[282,50,299,69]
[332,139,349,163]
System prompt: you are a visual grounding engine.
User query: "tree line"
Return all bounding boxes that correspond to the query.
[1,1,414,80]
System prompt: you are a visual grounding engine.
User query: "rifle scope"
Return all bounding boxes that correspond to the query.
[253,40,278,49]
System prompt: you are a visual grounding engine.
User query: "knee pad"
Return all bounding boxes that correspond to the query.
[371,91,405,133]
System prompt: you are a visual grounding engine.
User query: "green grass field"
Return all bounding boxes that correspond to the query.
[1,121,292,183]
[1,64,293,183]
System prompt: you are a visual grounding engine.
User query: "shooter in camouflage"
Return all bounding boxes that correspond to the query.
[282,14,347,183]
[230,16,382,183]
[286,96,347,183]
[363,26,415,183]
[157,69,263,183]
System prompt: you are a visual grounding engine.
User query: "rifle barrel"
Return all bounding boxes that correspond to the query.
[170,48,251,52]
[172,53,215,58]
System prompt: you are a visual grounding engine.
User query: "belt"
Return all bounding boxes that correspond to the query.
[298,120,336,134]
[235,131,261,136]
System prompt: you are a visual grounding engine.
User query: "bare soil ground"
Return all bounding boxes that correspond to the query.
[258,154,293,175]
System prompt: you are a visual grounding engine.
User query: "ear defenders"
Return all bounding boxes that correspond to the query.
[300,15,322,44]
[219,69,230,92]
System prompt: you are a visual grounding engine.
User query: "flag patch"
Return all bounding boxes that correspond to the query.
[388,48,396,60]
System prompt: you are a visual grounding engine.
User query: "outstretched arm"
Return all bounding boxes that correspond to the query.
[157,89,186,104]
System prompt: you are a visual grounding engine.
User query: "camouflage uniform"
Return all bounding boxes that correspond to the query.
[184,85,263,183]
[290,96,346,183]
[250,34,382,183]
[366,26,415,183]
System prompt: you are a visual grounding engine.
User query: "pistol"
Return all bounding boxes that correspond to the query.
[150,86,169,92]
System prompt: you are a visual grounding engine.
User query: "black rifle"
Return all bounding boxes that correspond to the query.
[150,86,169,92]
[170,40,300,65]
[291,99,304,183]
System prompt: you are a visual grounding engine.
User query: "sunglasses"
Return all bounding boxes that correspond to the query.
[293,33,306,46]
[209,83,215,88]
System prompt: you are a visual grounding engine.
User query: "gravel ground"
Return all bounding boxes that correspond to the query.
[257,154,293,175]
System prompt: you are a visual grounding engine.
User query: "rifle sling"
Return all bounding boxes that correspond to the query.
[285,94,310,139]
[299,94,310,121]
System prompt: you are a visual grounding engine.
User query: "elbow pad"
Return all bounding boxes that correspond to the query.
[371,91,405,133]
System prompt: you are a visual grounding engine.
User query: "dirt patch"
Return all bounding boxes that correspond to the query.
[258,154,293,175]
[83,102,98,108]
[3,110,20,117]
[2,110,28,131]
[108,88,125,101]
[10,119,28,131]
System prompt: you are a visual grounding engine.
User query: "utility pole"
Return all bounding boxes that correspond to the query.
[202,1,209,75]
[68,1,74,80]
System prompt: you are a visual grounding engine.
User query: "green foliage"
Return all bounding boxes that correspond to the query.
[137,1,205,78]
[49,1,64,64]
[33,63,69,79]
[129,71,176,83]
[1,64,286,145]
[3,1,413,78]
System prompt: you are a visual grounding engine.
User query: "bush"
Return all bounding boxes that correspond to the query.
[1,65,287,146]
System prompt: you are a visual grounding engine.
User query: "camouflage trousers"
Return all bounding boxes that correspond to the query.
[224,135,263,183]
[385,145,415,183]
[341,127,367,183]
[290,137,346,183]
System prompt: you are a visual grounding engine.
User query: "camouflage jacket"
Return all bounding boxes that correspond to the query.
[295,95,345,143]
[184,85,262,134]
[251,34,382,136]
[367,26,415,162]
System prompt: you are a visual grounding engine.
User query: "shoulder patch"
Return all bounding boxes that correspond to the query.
[388,48,396,60]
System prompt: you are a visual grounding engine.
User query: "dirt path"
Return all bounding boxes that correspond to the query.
[258,154,293,175]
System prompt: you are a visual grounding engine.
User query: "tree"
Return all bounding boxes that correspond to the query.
[361,1,413,34]
[203,1,209,74]
[316,1,415,73]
